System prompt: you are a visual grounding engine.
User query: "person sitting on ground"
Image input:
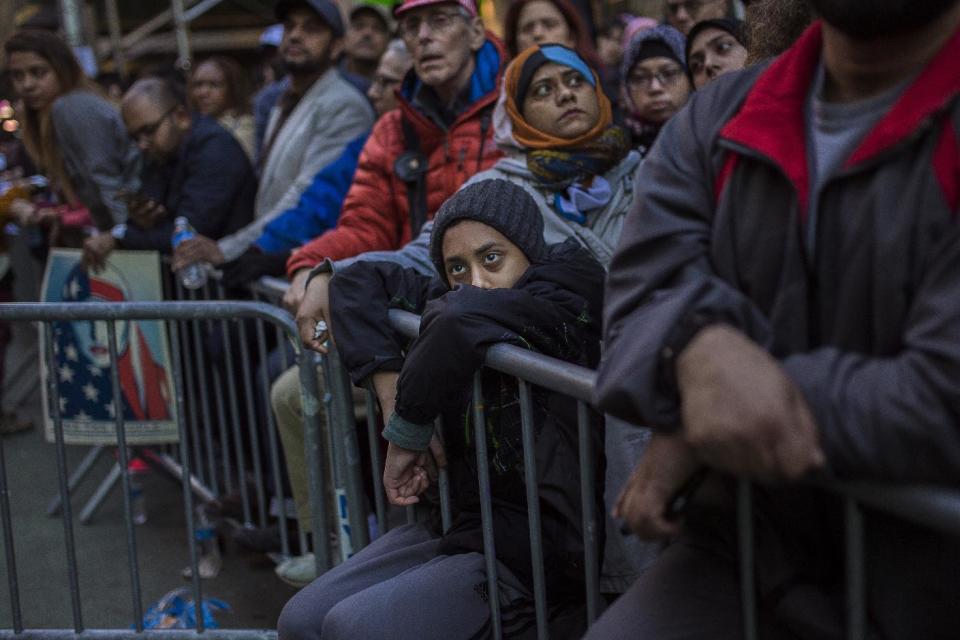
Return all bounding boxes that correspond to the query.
[81,76,255,270]
[171,0,375,277]
[337,2,392,97]
[188,55,256,160]
[269,0,506,585]
[268,44,645,591]
[221,40,415,290]
[621,24,690,155]
[664,0,731,35]
[685,18,747,90]
[278,178,606,640]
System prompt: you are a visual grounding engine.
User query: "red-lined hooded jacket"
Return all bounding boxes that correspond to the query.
[597,20,960,638]
[286,36,506,276]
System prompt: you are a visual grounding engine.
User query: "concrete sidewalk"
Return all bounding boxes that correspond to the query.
[0,416,298,631]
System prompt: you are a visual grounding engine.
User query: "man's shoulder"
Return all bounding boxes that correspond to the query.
[52,90,117,122]
[307,68,373,112]
[682,62,771,143]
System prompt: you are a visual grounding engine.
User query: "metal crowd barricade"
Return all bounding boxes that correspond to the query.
[0,301,331,638]
[367,308,960,640]
[3,290,960,640]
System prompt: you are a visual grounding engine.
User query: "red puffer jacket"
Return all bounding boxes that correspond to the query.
[286,36,507,276]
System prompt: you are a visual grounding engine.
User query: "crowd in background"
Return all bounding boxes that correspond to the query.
[3,0,959,637]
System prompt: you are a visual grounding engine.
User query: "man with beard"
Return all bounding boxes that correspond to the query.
[743,0,814,63]
[171,0,375,272]
[588,0,960,638]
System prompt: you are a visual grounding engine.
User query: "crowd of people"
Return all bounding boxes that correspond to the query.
[2,0,960,637]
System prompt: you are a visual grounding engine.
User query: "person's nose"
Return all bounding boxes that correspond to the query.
[136,138,150,153]
[556,83,576,105]
[532,24,546,43]
[647,76,667,94]
[705,54,721,79]
[470,270,491,289]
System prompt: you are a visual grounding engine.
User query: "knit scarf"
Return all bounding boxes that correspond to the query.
[526,125,631,190]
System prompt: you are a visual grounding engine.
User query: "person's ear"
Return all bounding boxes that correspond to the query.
[467,17,486,52]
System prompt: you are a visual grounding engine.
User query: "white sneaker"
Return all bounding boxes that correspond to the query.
[275,553,317,588]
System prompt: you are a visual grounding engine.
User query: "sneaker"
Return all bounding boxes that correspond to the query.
[0,413,32,435]
[275,553,317,588]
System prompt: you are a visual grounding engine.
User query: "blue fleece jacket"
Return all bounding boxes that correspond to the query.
[253,133,367,255]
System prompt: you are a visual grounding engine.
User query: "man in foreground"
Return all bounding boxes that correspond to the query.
[591,0,960,637]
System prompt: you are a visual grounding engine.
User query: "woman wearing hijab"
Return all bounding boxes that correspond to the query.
[620,24,692,156]
[478,43,640,266]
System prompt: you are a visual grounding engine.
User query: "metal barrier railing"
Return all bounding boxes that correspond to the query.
[379,309,960,640]
[0,301,329,638]
[3,283,960,640]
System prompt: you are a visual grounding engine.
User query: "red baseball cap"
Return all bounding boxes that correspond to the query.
[394,0,477,18]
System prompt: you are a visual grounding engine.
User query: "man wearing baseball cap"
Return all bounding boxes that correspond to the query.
[175,0,375,271]
[338,2,393,95]
[264,0,507,589]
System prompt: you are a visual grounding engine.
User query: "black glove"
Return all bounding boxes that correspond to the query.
[221,247,291,290]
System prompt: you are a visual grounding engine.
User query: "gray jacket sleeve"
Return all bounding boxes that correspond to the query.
[218,86,374,261]
[781,222,960,482]
[52,92,140,229]
[594,96,773,431]
[332,221,435,276]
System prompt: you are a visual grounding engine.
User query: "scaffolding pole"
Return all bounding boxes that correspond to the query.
[59,0,85,48]
[171,0,193,71]
[104,0,126,78]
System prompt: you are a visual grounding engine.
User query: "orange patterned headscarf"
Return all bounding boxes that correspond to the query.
[503,44,613,151]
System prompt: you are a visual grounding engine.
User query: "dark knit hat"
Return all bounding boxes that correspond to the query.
[430,179,546,283]
[685,18,745,64]
[621,23,686,80]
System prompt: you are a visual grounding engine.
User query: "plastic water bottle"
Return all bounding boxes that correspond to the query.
[183,507,221,580]
[171,217,209,290]
[130,483,147,525]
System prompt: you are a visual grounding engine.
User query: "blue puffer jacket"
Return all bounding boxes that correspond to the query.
[253,134,367,255]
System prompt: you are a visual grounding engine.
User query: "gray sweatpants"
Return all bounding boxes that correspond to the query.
[278,523,535,640]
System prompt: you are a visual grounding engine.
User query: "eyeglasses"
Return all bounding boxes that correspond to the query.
[130,106,176,142]
[398,10,466,41]
[627,67,686,90]
[666,0,721,15]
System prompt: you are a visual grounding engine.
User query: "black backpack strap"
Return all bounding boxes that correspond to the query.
[394,116,429,237]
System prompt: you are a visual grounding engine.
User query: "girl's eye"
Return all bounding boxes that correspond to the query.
[533,83,551,98]
[717,41,733,54]
[566,74,583,87]
[484,252,500,264]
[449,264,465,275]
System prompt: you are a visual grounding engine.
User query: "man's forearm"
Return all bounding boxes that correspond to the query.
[373,371,399,423]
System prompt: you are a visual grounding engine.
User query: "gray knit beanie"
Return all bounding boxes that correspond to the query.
[430,179,546,283]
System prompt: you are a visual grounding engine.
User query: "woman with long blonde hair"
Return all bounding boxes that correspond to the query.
[4,30,139,238]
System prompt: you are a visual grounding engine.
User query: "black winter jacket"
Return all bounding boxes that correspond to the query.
[330,239,606,603]
[122,115,255,251]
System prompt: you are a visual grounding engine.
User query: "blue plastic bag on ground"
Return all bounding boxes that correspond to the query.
[139,587,230,629]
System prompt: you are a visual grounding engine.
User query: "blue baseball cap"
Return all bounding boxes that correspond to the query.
[275,0,345,38]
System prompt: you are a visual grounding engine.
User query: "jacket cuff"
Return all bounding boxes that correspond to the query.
[383,413,432,451]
